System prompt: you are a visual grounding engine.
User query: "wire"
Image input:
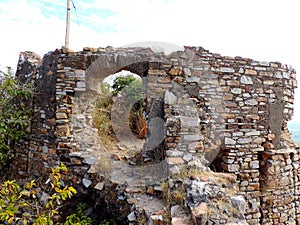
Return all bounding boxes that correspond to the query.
[71,0,80,27]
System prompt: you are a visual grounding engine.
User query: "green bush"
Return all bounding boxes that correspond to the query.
[94,74,146,139]
[0,163,79,225]
[114,75,146,138]
[64,203,93,225]
[112,75,143,108]
[0,67,32,169]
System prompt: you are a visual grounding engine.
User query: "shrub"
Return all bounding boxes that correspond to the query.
[63,203,92,225]
[0,163,79,224]
[94,74,147,141]
[0,67,32,169]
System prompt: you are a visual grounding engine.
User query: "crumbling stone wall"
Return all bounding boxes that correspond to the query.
[14,46,298,224]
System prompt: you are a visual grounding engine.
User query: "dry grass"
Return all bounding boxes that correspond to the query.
[135,109,147,139]
[172,187,186,205]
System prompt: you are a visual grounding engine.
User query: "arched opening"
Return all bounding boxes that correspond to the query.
[92,61,169,166]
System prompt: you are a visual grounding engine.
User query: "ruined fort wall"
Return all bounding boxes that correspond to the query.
[14,46,298,224]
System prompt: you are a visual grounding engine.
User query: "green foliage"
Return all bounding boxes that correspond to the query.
[63,203,93,225]
[0,67,32,169]
[112,75,136,94]
[0,163,80,225]
[0,180,28,224]
[99,219,115,225]
[94,74,147,144]
[113,76,146,138]
[112,75,143,107]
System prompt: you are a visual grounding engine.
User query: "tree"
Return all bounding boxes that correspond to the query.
[112,75,146,138]
[0,67,32,169]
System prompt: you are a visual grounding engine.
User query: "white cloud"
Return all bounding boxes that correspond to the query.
[0,0,299,120]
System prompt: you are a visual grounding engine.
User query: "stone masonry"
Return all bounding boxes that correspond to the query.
[13,46,298,224]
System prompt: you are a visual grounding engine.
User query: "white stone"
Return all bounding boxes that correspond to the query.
[245,130,260,136]
[164,90,177,105]
[283,72,290,79]
[227,164,240,172]
[42,146,49,152]
[127,212,136,222]
[76,81,86,88]
[231,195,247,213]
[184,134,201,141]
[82,178,92,188]
[233,132,243,137]
[238,138,252,144]
[255,66,266,71]
[186,77,200,83]
[245,99,258,105]
[183,153,193,162]
[259,61,270,66]
[183,68,192,76]
[231,88,242,94]
[149,215,163,225]
[75,70,85,78]
[275,71,282,78]
[243,93,251,98]
[171,205,181,216]
[76,115,85,120]
[69,152,82,157]
[240,181,249,186]
[221,67,235,73]
[166,150,183,157]
[74,88,86,92]
[94,182,104,190]
[241,75,253,84]
[180,116,199,127]
[249,160,259,169]
[225,137,236,145]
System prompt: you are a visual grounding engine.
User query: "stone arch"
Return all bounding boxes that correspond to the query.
[71,52,172,165]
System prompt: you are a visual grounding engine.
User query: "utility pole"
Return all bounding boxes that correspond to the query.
[65,0,71,48]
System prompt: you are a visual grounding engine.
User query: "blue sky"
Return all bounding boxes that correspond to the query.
[0,0,299,120]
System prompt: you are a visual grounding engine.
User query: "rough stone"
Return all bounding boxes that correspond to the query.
[82,178,92,188]
[231,88,242,94]
[94,182,104,190]
[192,202,208,225]
[225,138,236,145]
[164,90,177,105]
[220,67,235,73]
[127,212,137,222]
[231,195,247,214]
[245,99,258,105]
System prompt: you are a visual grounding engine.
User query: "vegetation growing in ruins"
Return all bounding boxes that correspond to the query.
[0,163,96,225]
[94,74,147,144]
[64,203,93,225]
[0,67,32,169]
[94,83,113,136]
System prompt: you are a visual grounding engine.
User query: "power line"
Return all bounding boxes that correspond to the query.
[71,0,80,28]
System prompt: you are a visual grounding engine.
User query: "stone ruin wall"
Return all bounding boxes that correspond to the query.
[13,46,299,224]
